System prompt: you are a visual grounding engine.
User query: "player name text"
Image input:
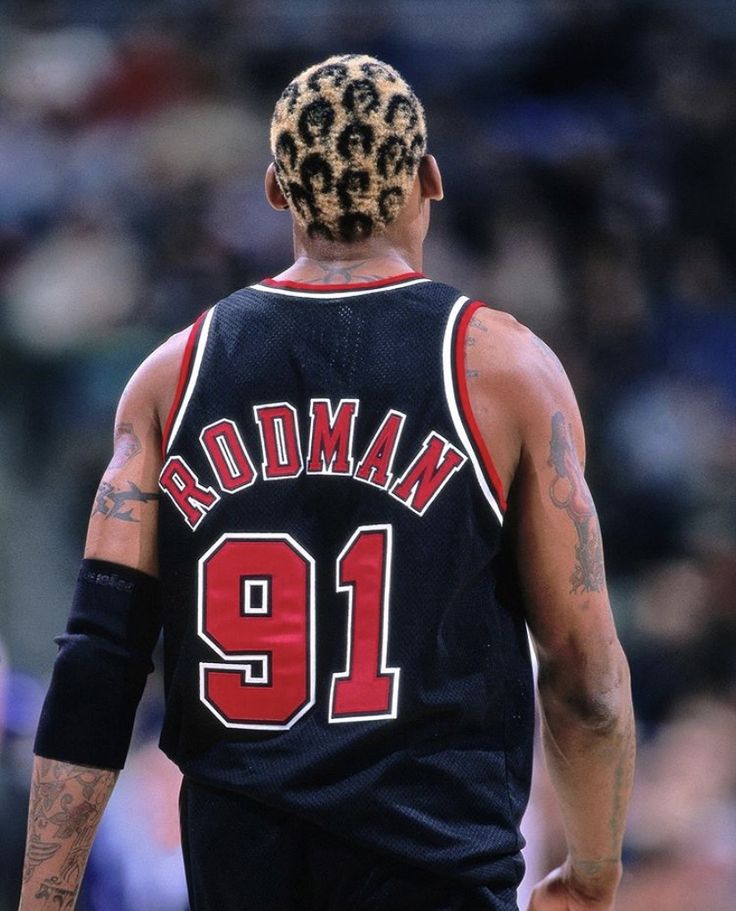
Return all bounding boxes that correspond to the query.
[160,398,467,529]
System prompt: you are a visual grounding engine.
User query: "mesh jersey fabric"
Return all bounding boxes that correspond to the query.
[156,276,534,893]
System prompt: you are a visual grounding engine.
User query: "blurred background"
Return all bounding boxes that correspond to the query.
[1,0,735,908]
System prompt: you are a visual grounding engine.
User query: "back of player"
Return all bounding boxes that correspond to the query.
[22,51,633,911]
[157,273,534,908]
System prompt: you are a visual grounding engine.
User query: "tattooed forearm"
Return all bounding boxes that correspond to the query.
[609,719,636,845]
[548,411,605,594]
[93,480,159,522]
[31,881,76,910]
[108,423,142,469]
[21,758,117,910]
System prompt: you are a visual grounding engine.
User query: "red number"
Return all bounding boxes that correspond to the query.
[198,534,315,729]
[198,526,399,729]
[330,525,399,721]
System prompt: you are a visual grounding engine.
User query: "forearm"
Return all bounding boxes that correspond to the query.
[19,756,118,911]
[538,648,635,896]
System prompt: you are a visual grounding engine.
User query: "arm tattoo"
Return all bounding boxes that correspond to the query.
[609,721,636,845]
[464,314,487,381]
[23,759,117,907]
[93,480,160,522]
[548,411,606,594]
[572,717,635,875]
[31,882,76,910]
[108,423,142,469]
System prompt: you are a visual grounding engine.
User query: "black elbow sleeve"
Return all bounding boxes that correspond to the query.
[34,559,162,770]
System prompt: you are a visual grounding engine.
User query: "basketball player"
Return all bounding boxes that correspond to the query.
[20,55,634,911]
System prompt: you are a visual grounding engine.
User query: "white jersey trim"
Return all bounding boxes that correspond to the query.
[442,295,504,526]
[250,278,431,299]
[166,306,216,454]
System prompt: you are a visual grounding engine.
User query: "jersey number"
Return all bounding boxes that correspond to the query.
[198,525,399,729]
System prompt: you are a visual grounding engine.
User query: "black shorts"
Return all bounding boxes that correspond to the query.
[179,778,517,911]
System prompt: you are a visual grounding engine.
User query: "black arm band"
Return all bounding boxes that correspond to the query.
[34,559,162,770]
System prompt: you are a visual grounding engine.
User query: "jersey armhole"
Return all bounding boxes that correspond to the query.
[160,309,213,457]
[442,297,507,524]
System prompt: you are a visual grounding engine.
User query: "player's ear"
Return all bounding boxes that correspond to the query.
[418,154,443,202]
[265,163,290,211]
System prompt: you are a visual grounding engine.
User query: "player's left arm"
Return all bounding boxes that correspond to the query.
[19,332,187,911]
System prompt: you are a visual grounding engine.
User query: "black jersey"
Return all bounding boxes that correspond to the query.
[157,273,534,893]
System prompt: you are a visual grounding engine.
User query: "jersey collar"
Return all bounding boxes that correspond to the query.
[253,272,429,298]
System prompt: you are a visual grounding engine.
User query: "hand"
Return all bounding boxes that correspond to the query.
[526,860,621,911]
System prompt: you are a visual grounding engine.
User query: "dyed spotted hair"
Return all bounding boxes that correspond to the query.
[270,54,427,242]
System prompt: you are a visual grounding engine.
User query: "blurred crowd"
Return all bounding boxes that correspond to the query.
[1,1,735,909]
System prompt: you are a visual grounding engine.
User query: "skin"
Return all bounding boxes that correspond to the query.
[20,152,634,911]
[463,307,634,910]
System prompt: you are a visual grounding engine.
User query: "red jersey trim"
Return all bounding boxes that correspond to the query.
[260,272,425,293]
[454,301,507,511]
[161,311,208,457]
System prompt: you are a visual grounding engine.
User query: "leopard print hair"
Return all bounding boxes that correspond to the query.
[270,54,427,242]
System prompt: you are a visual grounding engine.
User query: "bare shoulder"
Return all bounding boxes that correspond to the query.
[468,306,578,412]
[121,326,192,432]
[468,305,569,385]
[464,306,583,492]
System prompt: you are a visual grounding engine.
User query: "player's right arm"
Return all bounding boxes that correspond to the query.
[18,328,189,911]
[466,311,635,911]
